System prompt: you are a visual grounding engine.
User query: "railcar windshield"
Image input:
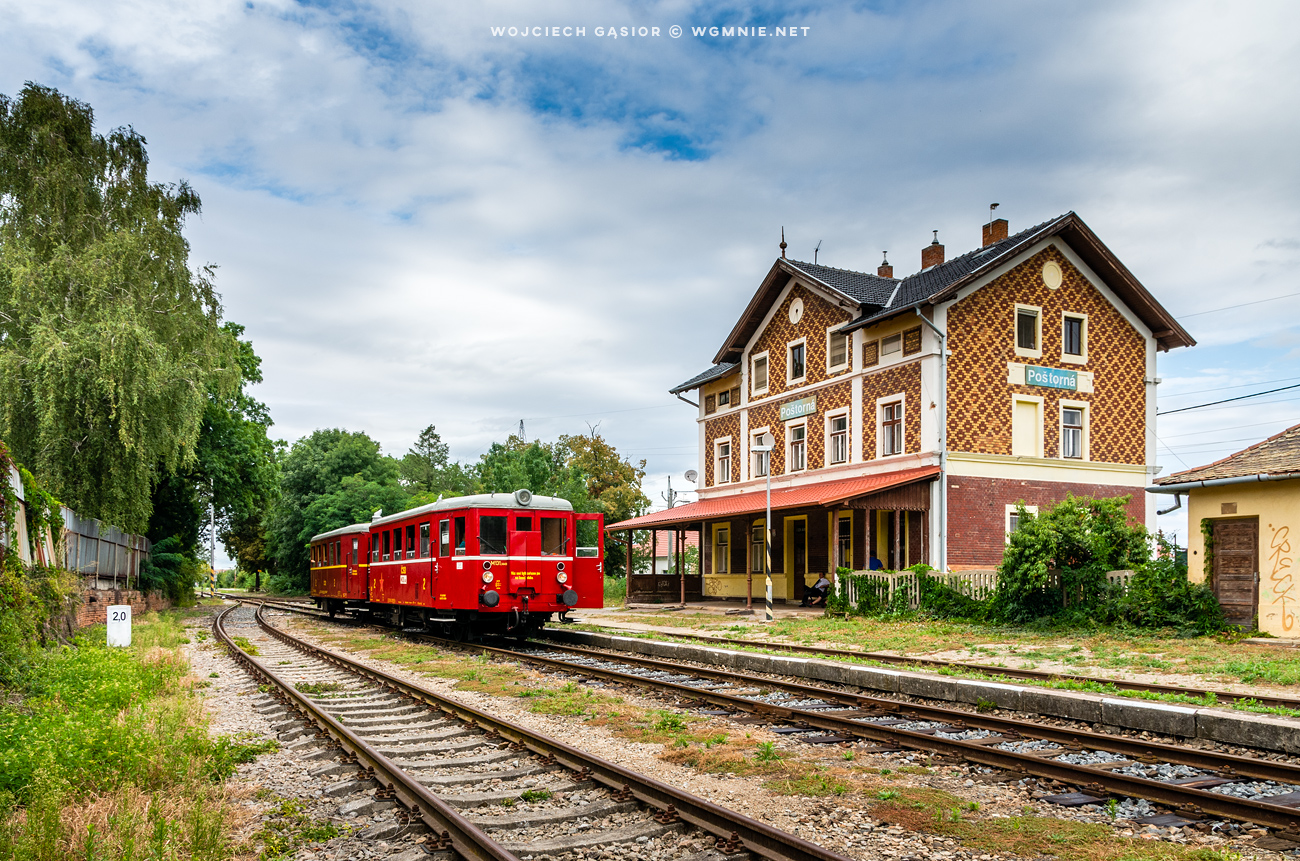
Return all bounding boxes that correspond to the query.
[541,517,568,555]
[420,523,430,558]
[479,515,507,554]
[454,517,466,555]
[405,524,416,559]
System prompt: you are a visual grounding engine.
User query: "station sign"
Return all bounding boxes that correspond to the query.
[1026,366,1077,391]
[779,395,817,421]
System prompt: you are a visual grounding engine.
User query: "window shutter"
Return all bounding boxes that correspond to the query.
[729,386,740,406]
[903,326,922,356]
[705,394,716,414]
[863,341,879,367]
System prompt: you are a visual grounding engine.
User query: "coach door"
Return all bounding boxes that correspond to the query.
[573,513,604,608]
[1213,518,1259,629]
[509,514,540,594]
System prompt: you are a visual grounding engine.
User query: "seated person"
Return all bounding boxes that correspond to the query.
[869,555,884,571]
[802,574,832,607]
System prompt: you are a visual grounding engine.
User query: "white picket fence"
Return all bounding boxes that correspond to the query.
[836,568,1135,611]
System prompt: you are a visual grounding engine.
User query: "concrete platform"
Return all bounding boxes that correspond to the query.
[544,628,1300,753]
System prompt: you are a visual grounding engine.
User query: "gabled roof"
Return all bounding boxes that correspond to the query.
[838,212,1195,352]
[1154,423,1300,485]
[670,362,738,395]
[783,260,897,306]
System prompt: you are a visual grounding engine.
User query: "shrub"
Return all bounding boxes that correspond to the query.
[1113,537,1224,635]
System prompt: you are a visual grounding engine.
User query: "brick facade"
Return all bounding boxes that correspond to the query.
[76,589,173,628]
[947,475,1145,568]
[861,361,923,460]
[946,246,1147,464]
[748,284,853,403]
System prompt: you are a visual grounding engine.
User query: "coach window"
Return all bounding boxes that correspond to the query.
[404,524,416,559]
[541,517,568,555]
[393,527,403,560]
[419,523,430,558]
[454,517,466,555]
[382,530,391,561]
[480,515,508,554]
[439,520,450,556]
[352,537,359,565]
[516,516,533,532]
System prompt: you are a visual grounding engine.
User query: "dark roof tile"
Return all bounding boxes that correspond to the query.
[669,362,738,394]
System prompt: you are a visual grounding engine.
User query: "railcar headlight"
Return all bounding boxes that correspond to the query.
[556,571,568,584]
[482,560,492,570]
[556,561,566,571]
[481,571,494,584]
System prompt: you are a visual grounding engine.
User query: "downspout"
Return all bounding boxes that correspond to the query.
[1156,492,1182,516]
[913,305,947,572]
[675,393,699,408]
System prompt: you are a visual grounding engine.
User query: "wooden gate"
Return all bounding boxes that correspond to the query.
[1213,518,1259,628]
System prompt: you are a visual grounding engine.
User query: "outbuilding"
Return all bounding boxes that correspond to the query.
[1149,423,1300,633]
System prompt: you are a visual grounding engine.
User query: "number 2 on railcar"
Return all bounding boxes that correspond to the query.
[309,489,603,638]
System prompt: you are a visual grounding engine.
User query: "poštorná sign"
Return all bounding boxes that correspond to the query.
[779,395,817,421]
[1026,366,1078,391]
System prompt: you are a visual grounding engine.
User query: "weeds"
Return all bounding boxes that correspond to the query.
[294,681,344,695]
[232,636,260,656]
[253,797,343,860]
[519,789,552,803]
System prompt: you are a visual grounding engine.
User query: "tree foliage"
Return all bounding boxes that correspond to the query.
[0,83,238,532]
[400,424,476,498]
[266,429,406,590]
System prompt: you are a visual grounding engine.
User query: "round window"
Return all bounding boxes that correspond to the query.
[1042,260,1063,289]
[788,297,804,324]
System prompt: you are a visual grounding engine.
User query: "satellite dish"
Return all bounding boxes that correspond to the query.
[684,470,698,483]
[514,488,533,506]
[758,433,774,448]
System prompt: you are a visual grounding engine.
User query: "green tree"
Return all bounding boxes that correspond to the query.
[558,429,650,578]
[400,424,477,498]
[267,429,407,590]
[478,435,591,504]
[0,84,239,532]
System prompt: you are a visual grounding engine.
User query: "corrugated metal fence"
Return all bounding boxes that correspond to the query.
[2,465,151,589]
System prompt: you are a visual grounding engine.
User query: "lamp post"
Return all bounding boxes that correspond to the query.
[752,435,774,622]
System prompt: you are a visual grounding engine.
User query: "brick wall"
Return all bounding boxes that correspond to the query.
[76,589,173,628]
[947,475,1144,568]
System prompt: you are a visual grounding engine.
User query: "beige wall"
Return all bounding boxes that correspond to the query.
[1184,479,1300,637]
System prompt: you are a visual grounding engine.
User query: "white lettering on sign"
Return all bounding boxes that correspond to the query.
[779,395,817,421]
[1025,366,1078,390]
[107,604,132,647]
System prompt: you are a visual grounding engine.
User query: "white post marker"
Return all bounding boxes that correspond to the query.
[107,604,132,647]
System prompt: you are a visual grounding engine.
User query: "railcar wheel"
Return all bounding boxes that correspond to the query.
[328,601,337,619]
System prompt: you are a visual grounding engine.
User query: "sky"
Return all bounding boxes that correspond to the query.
[3,0,1299,560]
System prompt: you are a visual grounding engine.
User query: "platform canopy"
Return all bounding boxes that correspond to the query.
[608,466,940,532]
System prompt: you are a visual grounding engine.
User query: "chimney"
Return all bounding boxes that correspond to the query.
[921,230,944,269]
[877,252,893,279]
[983,218,1009,247]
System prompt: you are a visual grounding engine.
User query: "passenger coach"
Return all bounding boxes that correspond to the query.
[310,489,604,638]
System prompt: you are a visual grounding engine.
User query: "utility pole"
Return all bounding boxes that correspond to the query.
[662,475,681,509]
[209,478,216,594]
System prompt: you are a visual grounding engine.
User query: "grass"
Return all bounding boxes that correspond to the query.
[592,612,1300,701]
[0,607,276,860]
[231,636,260,656]
[252,796,344,860]
[294,681,344,696]
[604,576,627,607]
[867,784,1240,861]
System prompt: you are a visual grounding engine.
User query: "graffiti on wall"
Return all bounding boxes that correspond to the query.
[1268,523,1295,632]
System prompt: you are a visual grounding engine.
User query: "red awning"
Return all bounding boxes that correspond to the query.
[608,466,940,531]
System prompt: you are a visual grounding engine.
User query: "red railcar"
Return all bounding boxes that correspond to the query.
[310,489,603,638]
[309,523,371,614]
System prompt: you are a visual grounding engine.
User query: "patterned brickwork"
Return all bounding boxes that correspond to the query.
[749,283,853,402]
[745,380,853,476]
[703,412,741,487]
[947,475,1145,567]
[861,361,923,460]
[945,247,1147,464]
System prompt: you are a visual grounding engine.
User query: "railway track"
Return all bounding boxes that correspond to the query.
[215,602,856,861]
[225,596,1300,833]
[601,627,1300,712]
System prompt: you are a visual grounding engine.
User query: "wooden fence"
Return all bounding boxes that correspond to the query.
[836,568,1136,611]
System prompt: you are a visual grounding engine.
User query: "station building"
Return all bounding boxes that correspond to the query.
[609,212,1194,603]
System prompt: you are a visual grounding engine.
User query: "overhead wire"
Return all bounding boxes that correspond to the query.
[1156,384,1300,415]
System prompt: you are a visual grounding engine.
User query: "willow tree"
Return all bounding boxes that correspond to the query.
[0,83,236,532]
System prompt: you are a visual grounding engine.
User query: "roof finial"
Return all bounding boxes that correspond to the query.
[779,227,787,258]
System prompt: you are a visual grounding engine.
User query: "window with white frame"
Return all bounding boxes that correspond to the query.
[752,353,769,394]
[1062,313,1087,363]
[714,525,730,574]
[1061,403,1088,460]
[1006,504,1039,540]
[1014,304,1042,358]
[828,331,850,371]
[788,341,806,382]
[718,389,731,408]
[716,440,732,484]
[752,432,770,477]
[881,333,901,357]
[880,401,903,456]
[788,424,807,471]
[828,414,849,464]
[1011,397,1043,457]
